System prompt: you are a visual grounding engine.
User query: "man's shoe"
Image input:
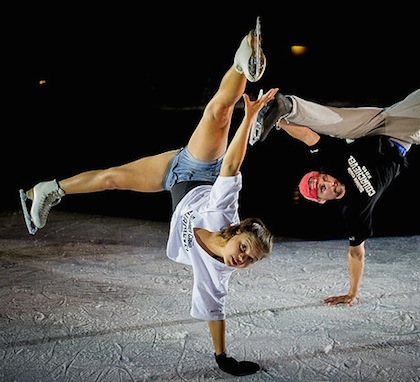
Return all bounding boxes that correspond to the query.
[27,180,65,229]
[249,93,293,145]
[234,17,266,82]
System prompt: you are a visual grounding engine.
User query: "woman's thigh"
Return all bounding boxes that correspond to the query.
[111,150,178,192]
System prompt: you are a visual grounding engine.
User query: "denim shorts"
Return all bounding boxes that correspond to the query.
[163,147,223,191]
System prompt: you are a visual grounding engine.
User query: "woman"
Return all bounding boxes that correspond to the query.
[20,19,277,376]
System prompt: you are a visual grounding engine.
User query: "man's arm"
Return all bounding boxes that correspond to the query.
[279,120,366,306]
[278,119,320,146]
[324,242,365,305]
[220,88,278,177]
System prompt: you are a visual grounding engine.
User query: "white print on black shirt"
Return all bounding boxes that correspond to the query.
[347,155,376,197]
[181,210,195,251]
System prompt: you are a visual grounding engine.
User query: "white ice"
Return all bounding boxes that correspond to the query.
[1,210,419,381]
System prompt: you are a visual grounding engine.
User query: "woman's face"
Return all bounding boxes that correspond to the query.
[222,233,261,269]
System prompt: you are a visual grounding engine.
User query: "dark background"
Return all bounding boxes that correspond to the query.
[4,5,420,239]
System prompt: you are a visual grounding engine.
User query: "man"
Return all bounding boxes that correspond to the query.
[251,88,420,306]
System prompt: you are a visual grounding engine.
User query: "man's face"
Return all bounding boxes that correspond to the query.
[315,173,346,203]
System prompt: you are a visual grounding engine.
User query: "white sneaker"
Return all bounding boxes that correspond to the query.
[234,17,266,82]
[27,180,65,229]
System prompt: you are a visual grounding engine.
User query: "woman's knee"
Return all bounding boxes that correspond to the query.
[207,102,233,128]
[100,167,126,189]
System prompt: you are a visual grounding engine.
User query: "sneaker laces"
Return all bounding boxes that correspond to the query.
[275,116,289,130]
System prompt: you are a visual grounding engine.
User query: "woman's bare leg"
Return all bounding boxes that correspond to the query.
[61,62,249,196]
[59,150,178,194]
[21,150,177,232]
[187,24,264,162]
[21,23,264,233]
[186,66,247,162]
[59,61,249,195]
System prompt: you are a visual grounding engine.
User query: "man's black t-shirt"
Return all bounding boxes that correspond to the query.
[307,135,407,246]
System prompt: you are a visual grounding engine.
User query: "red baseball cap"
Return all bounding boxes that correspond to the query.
[298,171,320,202]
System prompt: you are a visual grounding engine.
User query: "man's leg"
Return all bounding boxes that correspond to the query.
[382,88,420,146]
[253,93,384,143]
[253,89,420,146]
[287,96,384,139]
[288,90,420,147]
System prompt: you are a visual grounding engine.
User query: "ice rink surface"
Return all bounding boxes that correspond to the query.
[1,210,419,381]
